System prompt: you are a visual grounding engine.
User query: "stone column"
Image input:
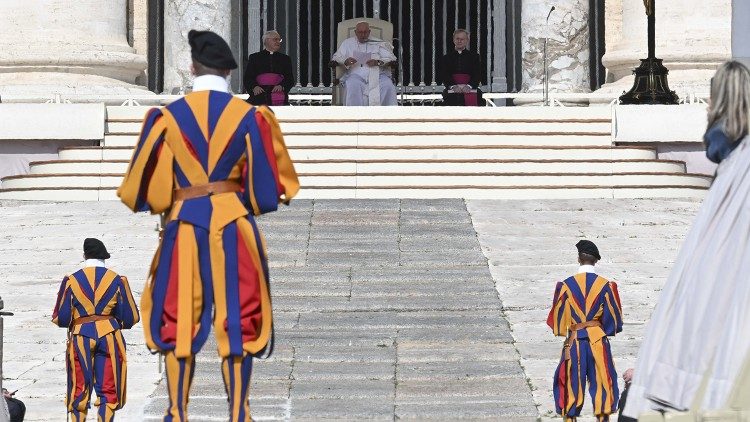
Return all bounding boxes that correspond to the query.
[521,0,591,93]
[492,0,508,92]
[604,0,623,69]
[163,0,233,94]
[0,0,149,98]
[599,0,731,96]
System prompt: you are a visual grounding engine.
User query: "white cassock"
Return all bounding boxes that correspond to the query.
[623,135,750,418]
[332,36,397,106]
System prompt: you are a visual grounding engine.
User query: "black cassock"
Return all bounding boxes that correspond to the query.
[439,49,484,106]
[243,50,295,106]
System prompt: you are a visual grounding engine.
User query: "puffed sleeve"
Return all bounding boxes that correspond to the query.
[546,281,571,336]
[600,281,623,336]
[114,275,140,329]
[241,106,299,215]
[52,276,73,328]
[118,107,175,213]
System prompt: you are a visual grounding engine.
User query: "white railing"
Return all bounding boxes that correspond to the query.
[0,91,710,107]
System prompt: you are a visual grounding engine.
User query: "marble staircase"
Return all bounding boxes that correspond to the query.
[0,106,711,200]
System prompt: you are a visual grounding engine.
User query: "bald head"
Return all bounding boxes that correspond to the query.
[355,22,370,43]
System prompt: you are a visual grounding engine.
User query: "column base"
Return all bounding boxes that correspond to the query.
[0,72,154,104]
[595,68,715,104]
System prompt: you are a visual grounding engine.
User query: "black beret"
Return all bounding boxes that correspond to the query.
[84,238,110,260]
[575,240,601,260]
[188,29,238,70]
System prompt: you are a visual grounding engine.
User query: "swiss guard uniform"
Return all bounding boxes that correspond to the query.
[547,241,623,421]
[118,30,299,422]
[52,238,140,422]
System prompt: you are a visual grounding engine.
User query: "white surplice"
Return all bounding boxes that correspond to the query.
[332,36,397,106]
[623,135,750,417]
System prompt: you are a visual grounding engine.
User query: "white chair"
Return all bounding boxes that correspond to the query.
[329,18,395,106]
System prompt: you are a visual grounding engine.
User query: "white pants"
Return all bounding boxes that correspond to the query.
[342,74,398,106]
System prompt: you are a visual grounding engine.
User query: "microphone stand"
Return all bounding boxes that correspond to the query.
[543,6,555,106]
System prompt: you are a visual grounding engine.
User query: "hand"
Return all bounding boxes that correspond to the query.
[252,86,265,95]
[344,57,357,67]
[623,368,634,384]
[271,85,284,93]
[366,59,380,67]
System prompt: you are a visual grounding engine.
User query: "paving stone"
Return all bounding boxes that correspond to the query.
[397,342,520,363]
[289,397,394,420]
[293,344,396,363]
[468,198,701,420]
[292,361,395,380]
[290,379,394,399]
[398,361,525,381]
[395,403,538,420]
[12,199,699,420]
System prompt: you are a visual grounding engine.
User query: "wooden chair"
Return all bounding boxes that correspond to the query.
[329,18,395,106]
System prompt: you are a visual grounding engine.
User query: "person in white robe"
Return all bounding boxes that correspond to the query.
[331,21,397,106]
[623,60,750,418]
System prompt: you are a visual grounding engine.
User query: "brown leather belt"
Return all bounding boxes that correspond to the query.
[72,315,113,325]
[174,181,242,201]
[568,320,602,332]
[562,320,603,360]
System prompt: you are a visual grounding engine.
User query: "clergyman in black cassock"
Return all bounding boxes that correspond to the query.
[440,29,484,106]
[244,30,295,106]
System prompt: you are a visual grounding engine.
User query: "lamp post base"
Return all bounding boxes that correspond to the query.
[619,58,679,105]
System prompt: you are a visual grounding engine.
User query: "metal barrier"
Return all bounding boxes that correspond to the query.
[0,91,711,107]
[261,0,498,94]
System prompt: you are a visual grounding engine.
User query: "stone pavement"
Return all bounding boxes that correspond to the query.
[0,198,702,421]
[142,199,536,421]
[467,199,701,421]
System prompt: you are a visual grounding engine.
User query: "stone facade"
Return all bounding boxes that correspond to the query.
[129,0,149,86]
[604,0,623,83]
[521,0,590,93]
[163,0,233,94]
[599,0,732,96]
[0,0,149,98]
[0,1,734,98]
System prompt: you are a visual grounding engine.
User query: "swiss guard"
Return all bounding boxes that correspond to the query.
[52,238,140,422]
[547,240,623,421]
[118,29,299,422]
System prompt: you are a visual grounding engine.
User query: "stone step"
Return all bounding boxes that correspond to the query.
[106,121,611,135]
[0,172,711,190]
[103,132,613,147]
[0,185,707,201]
[27,159,687,175]
[105,104,613,122]
[57,146,658,161]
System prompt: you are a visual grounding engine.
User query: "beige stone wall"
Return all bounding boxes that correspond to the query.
[129,0,149,85]
[604,0,622,83]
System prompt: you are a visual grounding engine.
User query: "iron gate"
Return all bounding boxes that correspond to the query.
[257,0,500,93]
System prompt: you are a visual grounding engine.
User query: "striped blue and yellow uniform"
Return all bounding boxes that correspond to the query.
[118,90,299,422]
[547,272,623,421]
[52,266,140,422]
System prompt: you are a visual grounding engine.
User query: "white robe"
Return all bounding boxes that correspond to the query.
[332,36,397,106]
[623,136,750,417]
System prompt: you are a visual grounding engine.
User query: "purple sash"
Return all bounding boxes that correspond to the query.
[256,73,286,106]
[451,73,478,106]
[452,73,471,85]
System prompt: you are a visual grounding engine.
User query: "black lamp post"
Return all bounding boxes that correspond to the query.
[619,0,679,104]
